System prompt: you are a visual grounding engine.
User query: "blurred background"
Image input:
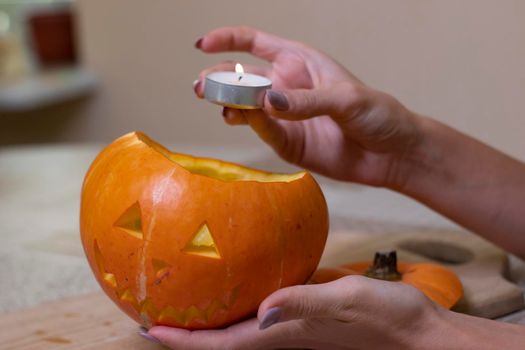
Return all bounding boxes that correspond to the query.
[0,0,524,159]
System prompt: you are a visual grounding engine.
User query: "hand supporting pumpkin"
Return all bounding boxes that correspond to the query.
[145,276,525,349]
[194,26,525,259]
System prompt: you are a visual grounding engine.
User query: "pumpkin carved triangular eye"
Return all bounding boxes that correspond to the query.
[114,202,143,239]
[182,223,221,259]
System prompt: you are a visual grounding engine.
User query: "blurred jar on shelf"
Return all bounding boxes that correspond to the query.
[26,1,77,68]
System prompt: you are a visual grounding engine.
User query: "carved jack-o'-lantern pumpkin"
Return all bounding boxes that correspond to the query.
[80,132,329,329]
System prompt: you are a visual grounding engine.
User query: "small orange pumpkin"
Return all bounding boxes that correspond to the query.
[311,251,463,309]
[80,132,329,329]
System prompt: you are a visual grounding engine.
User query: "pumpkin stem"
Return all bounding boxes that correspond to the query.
[365,250,402,281]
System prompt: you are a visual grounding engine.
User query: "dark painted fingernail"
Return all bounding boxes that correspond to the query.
[194,37,204,49]
[193,79,201,94]
[259,307,282,330]
[138,327,161,344]
[267,90,289,111]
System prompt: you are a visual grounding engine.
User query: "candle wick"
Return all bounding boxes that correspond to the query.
[238,75,243,82]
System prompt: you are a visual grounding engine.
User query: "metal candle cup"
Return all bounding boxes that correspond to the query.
[204,71,272,109]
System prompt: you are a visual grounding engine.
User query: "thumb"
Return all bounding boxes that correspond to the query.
[264,83,363,121]
[257,280,347,330]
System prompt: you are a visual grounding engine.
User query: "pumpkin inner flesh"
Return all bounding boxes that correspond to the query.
[135,132,305,183]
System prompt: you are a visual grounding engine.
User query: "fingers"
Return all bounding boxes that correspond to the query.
[258,279,351,327]
[194,61,270,98]
[264,83,365,121]
[148,318,308,350]
[222,108,248,125]
[196,26,290,62]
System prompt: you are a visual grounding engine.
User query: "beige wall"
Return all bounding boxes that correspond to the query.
[3,0,525,160]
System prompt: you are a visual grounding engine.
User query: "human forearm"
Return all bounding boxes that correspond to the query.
[393,116,525,257]
[412,307,525,350]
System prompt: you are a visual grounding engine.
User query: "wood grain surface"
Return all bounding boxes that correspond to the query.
[0,293,160,350]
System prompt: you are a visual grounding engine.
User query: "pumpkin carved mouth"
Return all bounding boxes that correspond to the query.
[94,239,238,327]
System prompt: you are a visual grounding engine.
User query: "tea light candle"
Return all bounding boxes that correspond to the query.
[204,63,272,109]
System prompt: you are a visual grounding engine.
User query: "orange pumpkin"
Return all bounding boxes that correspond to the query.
[80,132,328,329]
[311,251,463,309]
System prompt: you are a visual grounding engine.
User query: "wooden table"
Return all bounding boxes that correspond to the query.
[1,293,156,350]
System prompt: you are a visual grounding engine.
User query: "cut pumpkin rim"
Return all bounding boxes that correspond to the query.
[126,131,307,183]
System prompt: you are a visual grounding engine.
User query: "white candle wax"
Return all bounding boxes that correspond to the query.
[206,72,272,87]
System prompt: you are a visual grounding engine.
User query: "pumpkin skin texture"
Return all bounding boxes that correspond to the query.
[80,132,329,330]
[311,260,463,309]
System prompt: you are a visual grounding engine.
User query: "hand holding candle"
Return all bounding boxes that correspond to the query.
[204,63,272,109]
[193,26,416,184]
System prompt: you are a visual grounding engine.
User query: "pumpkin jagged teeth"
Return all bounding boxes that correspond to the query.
[183,306,205,326]
[205,299,227,321]
[140,298,159,320]
[119,289,138,306]
[156,299,229,326]
[115,286,231,326]
[158,304,204,326]
[158,305,185,325]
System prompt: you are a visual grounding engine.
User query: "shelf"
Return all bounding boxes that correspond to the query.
[0,67,97,112]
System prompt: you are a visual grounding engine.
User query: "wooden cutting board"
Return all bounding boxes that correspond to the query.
[1,231,523,349]
[319,230,524,318]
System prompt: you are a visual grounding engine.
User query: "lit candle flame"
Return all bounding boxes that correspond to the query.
[235,63,244,74]
[235,63,244,81]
